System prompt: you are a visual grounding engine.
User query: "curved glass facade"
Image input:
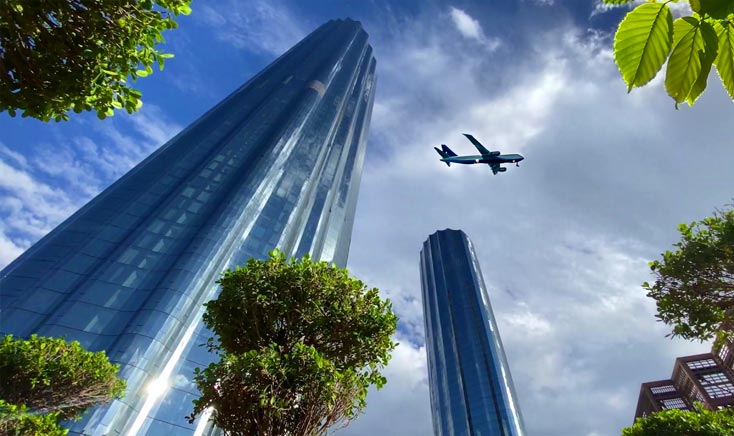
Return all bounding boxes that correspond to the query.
[420,229,525,436]
[0,19,376,435]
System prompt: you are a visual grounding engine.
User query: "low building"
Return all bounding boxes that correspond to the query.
[635,342,734,420]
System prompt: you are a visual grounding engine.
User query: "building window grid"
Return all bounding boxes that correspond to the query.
[650,385,677,395]
[673,372,705,405]
[660,398,689,410]
[704,384,734,399]
[718,344,731,365]
[687,359,717,370]
[700,372,731,386]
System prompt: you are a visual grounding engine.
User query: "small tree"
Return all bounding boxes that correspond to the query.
[606,0,734,107]
[0,401,66,436]
[644,207,734,342]
[621,406,734,435]
[0,334,126,421]
[0,0,192,122]
[187,251,398,436]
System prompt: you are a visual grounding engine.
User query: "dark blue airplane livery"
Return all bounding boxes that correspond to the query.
[434,134,524,175]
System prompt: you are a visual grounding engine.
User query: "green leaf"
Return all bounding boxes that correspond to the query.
[665,17,718,107]
[691,0,734,19]
[135,69,149,77]
[713,20,734,101]
[686,21,718,105]
[614,3,674,92]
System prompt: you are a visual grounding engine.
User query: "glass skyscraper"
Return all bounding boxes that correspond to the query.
[419,229,525,436]
[0,19,376,435]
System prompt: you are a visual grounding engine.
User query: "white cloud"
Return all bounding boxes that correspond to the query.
[591,0,692,18]
[0,160,78,240]
[0,224,25,266]
[196,0,306,55]
[0,142,28,168]
[502,306,553,337]
[590,1,625,17]
[449,7,483,41]
[448,6,500,50]
[345,8,733,436]
[344,336,432,435]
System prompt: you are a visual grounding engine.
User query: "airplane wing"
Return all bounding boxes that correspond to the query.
[463,133,492,155]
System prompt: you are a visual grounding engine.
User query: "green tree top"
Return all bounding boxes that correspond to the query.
[622,406,734,435]
[0,0,192,122]
[644,207,734,342]
[0,401,67,436]
[0,334,126,420]
[189,251,398,436]
[606,0,734,107]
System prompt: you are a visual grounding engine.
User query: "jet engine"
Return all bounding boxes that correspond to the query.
[498,167,507,172]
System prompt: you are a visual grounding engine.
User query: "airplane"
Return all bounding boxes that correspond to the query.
[434,134,524,175]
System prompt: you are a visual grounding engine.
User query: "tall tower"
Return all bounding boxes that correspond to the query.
[419,229,525,436]
[0,19,376,435]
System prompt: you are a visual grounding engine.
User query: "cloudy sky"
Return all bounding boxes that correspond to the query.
[2,1,733,435]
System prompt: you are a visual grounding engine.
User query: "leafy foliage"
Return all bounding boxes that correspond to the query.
[607,0,734,107]
[613,3,673,91]
[188,251,398,436]
[621,405,734,436]
[0,0,191,122]
[714,19,734,100]
[665,17,718,106]
[0,401,66,436]
[0,334,126,420]
[643,207,734,342]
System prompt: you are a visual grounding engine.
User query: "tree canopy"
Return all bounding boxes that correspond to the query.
[0,0,191,122]
[606,0,734,107]
[644,207,734,342]
[0,401,67,436]
[187,251,398,436]
[621,406,734,436]
[0,334,126,422]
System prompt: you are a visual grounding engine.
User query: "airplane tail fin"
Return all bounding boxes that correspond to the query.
[433,146,451,166]
[441,144,458,157]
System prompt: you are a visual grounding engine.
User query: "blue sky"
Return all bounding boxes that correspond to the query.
[2,1,734,435]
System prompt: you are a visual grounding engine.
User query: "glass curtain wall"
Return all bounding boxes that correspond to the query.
[0,19,376,436]
[420,229,525,436]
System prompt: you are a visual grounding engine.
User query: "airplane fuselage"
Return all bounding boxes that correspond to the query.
[441,153,524,165]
